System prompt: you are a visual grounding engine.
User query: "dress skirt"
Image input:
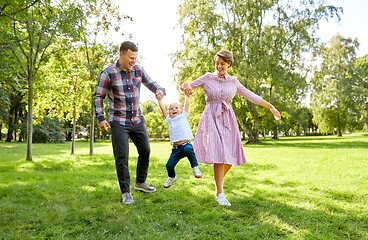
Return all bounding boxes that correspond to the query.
[193,101,246,166]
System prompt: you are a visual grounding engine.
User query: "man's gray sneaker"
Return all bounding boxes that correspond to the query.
[122,192,134,204]
[134,181,156,193]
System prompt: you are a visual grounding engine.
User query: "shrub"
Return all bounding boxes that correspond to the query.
[33,117,65,143]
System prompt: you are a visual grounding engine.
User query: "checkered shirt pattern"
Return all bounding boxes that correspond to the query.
[94,61,166,126]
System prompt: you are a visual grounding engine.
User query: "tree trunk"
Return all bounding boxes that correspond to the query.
[13,103,19,141]
[338,129,343,137]
[71,104,76,154]
[272,123,279,139]
[6,108,14,142]
[90,85,94,155]
[248,117,261,144]
[26,73,34,161]
[233,102,261,144]
[18,107,26,142]
[248,102,261,144]
[85,41,95,155]
[237,116,260,144]
[65,121,72,141]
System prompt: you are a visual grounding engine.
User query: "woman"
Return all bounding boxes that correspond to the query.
[181,49,281,206]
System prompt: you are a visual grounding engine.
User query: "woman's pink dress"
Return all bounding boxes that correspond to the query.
[190,72,263,166]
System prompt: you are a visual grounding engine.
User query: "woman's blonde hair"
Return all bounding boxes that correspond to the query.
[214,49,234,67]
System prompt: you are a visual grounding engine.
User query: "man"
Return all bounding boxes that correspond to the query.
[94,41,165,204]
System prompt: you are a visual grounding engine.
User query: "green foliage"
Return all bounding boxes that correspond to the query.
[33,116,65,143]
[0,0,129,157]
[0,0,99,158]
[353,55,368,132]
[281,106,311,135]
[141,100,158,115]
[174,0,342,143]
[141,99,200,139]
[187,111,202,136]
[144,105,169,139]
[33,44,116,122]
[0,45,27,139]
[1,135,368,239]
[311,35,361,136]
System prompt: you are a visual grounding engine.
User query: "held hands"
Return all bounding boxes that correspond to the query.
[180,83,193,96]
[155,89,164,101]
[99,120,111,132]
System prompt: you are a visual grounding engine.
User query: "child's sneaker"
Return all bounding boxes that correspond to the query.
[164,176,177,188]
[192,166,202,178]
[215,193,231,206]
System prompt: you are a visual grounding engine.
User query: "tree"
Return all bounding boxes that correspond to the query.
[311,35,360,136]
[0,46,28,142]
[282,106,310,135]
[353,55,368,135]
[1,0,89,160]
[33,44,117,153]
[78,0,131,155]
[141,100,169,139]
[1,0,129,159]
[141,100,157,115]
[174,0,341,143]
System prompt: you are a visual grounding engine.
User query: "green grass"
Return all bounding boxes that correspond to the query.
[1,134,368,239]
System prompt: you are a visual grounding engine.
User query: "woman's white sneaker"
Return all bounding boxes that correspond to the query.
[215,193,231,206]
[164,176,177,188]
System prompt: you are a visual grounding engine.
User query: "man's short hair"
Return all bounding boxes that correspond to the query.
[120,41,138,54]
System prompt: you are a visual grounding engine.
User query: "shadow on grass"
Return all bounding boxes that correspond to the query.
[1,166,367,239]
[0,142,73,163]
[232,195,367,239]
[226,179,367,239]
[245,135,368,150]
[1,137,368,239]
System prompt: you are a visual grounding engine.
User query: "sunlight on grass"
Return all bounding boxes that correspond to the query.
[0,144,17,148]
[1,134,367,239]
[81,186,97,192]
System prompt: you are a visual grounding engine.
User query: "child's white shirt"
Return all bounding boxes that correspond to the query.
[165,110,194,145]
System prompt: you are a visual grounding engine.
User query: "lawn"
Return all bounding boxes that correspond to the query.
[0,134,367,239]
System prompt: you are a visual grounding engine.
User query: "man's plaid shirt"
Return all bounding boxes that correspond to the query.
[94,61,166,126]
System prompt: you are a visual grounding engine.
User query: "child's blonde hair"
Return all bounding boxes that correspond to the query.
[168,102,182,110]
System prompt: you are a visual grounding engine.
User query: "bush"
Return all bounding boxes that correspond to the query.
[144,112,169,139]
[33,117,65,143]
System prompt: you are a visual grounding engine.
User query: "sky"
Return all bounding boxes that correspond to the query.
[112,0,368,104]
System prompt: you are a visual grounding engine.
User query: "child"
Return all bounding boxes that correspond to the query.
[157,94,202,188]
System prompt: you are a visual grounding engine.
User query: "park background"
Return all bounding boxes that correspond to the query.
[1,0,368,239]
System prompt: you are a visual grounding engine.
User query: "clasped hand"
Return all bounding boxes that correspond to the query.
[180,83,193,96]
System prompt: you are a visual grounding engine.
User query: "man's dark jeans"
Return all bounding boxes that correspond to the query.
[111,121,150,194]
[166,143,198,178]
